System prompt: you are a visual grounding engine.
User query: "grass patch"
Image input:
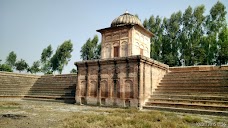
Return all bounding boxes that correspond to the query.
[62,108,196,128]
[183,115,202,123]
[0,101,21,109]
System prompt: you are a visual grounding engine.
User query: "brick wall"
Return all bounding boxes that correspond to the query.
[75,55,169,108]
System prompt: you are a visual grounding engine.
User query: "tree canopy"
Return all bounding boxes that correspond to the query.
[51,40,73,74]
[80,35,101,60]
[27,61,40,74]
[15,59,28,72]
[143,1,227,66]
[0,64,13,72]
[5,51,17,68]
[40,45,53,74]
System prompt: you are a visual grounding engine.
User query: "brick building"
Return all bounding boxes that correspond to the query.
[75,11,168,108]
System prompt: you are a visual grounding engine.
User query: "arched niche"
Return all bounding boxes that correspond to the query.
[80,81,86,96]
[89,81,97,97]
[111,80,120,98]
[100,80,108,98]
[124,80,134,98]
[121,41,128,57]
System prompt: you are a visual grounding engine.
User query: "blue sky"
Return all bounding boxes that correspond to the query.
[0,0,227,74]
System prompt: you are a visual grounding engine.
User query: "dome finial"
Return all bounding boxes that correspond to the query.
[125,10,129,14]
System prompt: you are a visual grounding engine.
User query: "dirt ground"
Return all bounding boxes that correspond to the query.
[0,100,111,128]
[0,100,227,128]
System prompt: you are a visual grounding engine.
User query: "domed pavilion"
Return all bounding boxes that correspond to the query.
[75,11,168,108]
[97,11,153,59]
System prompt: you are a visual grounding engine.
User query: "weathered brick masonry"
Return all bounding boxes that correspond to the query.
[75,55,169,108]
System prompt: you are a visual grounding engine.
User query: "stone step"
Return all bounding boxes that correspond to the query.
[0,93,27,96]
[147,98,228,106]
[28,88,75,91]
[157,85,228,89]
[0,95,24,98]
[28,88,75,92]
[151,94,228,101]
[155,88,228,92]
[0,90,30,93]
[153,91,228,96]
[164,73,228,77]
[27,90,75,94]
[32,84,75,87]
[23,95,75,104]
[24,95,74,99]
[168,70,228,74]
[26,91,75,95]
[26,92,75,96]
[144,101,228,111]
[143,106,228,116]
[0,90,75,95]
[161,79,228,83]
[160,80,228,84]
[162,76,228,81]
[159,83,226,86]
[0,87,32,89]
[0,86,75,89]
[34,82,74,85]
[0,84,34,86]
[164,75,228,79]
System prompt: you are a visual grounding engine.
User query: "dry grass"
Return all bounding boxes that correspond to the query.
[0,101,227,128]
[0,101,21,109]
[62,108,206,128]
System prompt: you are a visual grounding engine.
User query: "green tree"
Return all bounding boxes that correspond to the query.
[80,35,100,60]
[70,68,77,74]
[144,15,164,61]
[5,51,17,68]
[28,61,40,74]
[180,6,193,66]
[218,27,228,64]
[40,45,53,74]
[205,1,227,65]
[51,40,73,74]
[0,64,13,72]
[41,45,53,63]
[162,11,182,66]
[94,43,101,59]
[191,5,206,65]
[15,59,28,72]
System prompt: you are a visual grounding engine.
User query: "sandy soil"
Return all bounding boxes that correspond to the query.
[0,100,227,128]
[0,100,110,128]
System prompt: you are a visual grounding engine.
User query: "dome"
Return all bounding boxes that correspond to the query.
[111,11,142,27]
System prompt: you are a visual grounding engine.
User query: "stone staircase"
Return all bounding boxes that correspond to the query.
[0,72,38,99]
[23,75,76,103]
[143,67,228,116]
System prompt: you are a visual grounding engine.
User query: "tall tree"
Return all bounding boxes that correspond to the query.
[15,59,28,72]
[163,11,182,66]
[27,61,40,74]
[218,27,228,64]
[180,6,193,66]
[205,1,227,65]
[40,45,53,74]
[80,35,100,60]
[94,43,101,59]
[143,15,164,61]
[5,51,17,68]
[191,5,206,65]
[51,40,73,74]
